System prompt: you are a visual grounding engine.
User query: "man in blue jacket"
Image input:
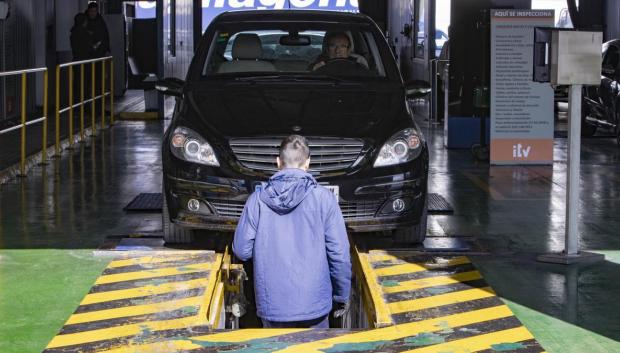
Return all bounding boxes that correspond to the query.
[233,135,351,328]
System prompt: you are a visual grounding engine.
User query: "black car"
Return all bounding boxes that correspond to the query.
[582,39,620,143]
[157,10,429,244]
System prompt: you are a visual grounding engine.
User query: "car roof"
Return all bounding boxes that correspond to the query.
[213,10,372,24]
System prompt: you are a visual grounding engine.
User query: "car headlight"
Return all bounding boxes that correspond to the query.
[373,128,423,168]
[170,126,220,166]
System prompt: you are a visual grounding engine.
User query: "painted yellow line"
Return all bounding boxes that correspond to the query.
[462,171,507,201]
[102,329,308,353]
[94,263,213,285]
[400,326,534,353]
[80,278,210,305]
[369,254,470,266]
[382,271,483,294]
[66,296,204,325]
[108,252,210,268]
[388,287,496,314]
[273,305,515,353]
[46,316,204,349]
[356,250,393,327]
[373,256,470,277]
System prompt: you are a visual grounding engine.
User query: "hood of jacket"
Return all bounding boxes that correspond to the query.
[259,168,317,215]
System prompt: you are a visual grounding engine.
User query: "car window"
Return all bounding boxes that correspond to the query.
[202,27,386,78]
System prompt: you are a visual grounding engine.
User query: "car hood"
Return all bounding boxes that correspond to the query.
[184,84,406,138]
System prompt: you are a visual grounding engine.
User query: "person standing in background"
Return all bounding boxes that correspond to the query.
[85,2,110,58]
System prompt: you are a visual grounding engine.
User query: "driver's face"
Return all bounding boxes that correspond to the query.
[327,36,350,59]
[87,7,98,19]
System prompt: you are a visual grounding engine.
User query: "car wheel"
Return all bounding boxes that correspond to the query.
[581,103,597,137]
[162,189,194,244]
[393,197,428,245]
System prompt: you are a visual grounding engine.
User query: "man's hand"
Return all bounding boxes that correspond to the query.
[312,61,326,71]
[333,301,349,318]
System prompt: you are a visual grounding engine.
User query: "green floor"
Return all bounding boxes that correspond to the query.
[1,120,619,352]
[0,250,109,353]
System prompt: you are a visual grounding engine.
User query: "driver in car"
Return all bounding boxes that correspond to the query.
[311,32,368,72]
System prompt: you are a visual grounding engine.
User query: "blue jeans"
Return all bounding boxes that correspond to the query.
[261,314,329,328]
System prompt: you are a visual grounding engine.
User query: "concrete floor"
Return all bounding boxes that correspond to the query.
[1,113,620,352]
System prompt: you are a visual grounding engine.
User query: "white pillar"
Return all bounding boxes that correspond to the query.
[565,84,582,255]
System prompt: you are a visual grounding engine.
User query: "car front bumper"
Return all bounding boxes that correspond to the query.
[164,170,427,233]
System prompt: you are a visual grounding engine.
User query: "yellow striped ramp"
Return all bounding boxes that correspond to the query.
[43,250,546,353]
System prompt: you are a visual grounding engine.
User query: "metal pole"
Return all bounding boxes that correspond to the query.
[42,70,48,164]
[565,84,582,255]
[1,20,6,124]
[110,60,114,125]
[68,66,74,148]
[101,61,105,129]
[537,84,604,265]
[19,73,26,176]
[55,65,60,156]
[91,61,96,136]
[430,59,437,125]
[80,64,84,141]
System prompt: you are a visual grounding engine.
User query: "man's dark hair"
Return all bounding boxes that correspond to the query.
[279,135,310,168]
[87,2,98,10]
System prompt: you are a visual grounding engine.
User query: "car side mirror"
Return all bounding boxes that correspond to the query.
[405,79,431,99]
[155,77,185,97]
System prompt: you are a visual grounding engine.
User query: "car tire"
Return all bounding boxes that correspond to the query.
[162,190,194,244]
[393,197,428,245]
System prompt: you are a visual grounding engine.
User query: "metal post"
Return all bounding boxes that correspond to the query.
[42,70,48,164]
[537,84,604,265]
[101,60,105,129]
[1,19,6,125]
[80,64,84,141]
[68,66,74,148]
[55,65,60,156]
[19,73,26,176]
[565,84,581,255]
[110,60,114,125]
[430,59,437,125]
[91,61,96,136]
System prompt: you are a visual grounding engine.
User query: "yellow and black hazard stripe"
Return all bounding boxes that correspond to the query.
[43,251,223,353]
[355,250,547,353]
[44,249,547,353]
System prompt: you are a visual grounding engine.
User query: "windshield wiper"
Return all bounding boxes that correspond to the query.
[234,74,350,83]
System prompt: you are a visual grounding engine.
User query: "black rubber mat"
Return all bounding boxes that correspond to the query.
[428,193,454,214]
[123,193,163,212]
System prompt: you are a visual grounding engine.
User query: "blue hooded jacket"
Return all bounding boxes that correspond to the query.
[233,168,351,322]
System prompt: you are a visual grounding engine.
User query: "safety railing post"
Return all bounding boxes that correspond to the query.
[101,60,106,129]
[55,65,60,156]
[19,73,27,176]
[68,66,74,148]
[91,61,96,136]
[80,64,85,142]
[110,60,114,125]
[42,70,49,164]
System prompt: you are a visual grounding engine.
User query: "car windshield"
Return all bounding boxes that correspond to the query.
[202,26,387,78]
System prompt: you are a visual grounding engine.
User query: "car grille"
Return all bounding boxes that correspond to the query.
[229,137,364,174]
[208,199,382,220]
